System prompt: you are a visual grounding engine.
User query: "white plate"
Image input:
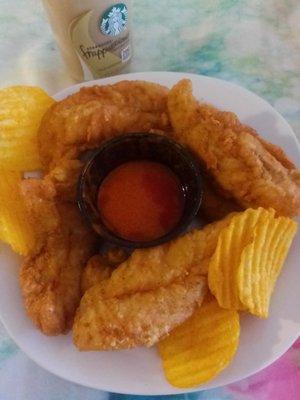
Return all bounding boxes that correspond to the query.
[0,72,299,395]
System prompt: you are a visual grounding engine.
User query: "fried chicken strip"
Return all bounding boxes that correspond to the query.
[19,179,97,335]
[168,79,300,217]
[21,82,170,334]
[39,81,171,169]
[73,275,206,350]
[73,215,235,350]
[85,214,234,301]
[81,249,128,293]
[200,176,242,221]
[44,159,84,202]
[17,178,60,255]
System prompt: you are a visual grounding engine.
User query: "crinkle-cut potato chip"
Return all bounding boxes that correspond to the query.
[0,136,42,171]
[208,208,274,310]
[158,296,240,388]
[0,86,54,129]
[238,215,297,317]
[0,86,54,171]
[208,207,297,317]
[0,169,36,255]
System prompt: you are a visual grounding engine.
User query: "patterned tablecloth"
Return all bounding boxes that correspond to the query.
[0,1,299,399]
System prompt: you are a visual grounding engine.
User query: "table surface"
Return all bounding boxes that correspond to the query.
[0,1,300,399]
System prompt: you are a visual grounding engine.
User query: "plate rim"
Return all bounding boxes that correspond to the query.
[1,71,300,395]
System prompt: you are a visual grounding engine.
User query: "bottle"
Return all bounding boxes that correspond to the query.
[42,0,132,81]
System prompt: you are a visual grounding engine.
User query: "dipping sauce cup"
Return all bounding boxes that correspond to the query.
[77,133,203,248]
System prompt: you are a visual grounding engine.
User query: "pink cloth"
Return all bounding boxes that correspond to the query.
[228,339,300,400]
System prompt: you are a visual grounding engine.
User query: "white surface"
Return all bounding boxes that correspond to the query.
[0,72,299,395]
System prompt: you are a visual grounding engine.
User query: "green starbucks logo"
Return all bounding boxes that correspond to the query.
[100,3,128,37]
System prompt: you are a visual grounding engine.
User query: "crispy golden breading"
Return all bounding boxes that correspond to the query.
[44,158,84,202]
[81,249,128,293]
[90,215,234,301]
[73,216,239,350]
[102,248,129,265]
[200,176,242,221]
[19,179,97,336]
[81,255,113,294]
[19,179,60,253]
[168,79,300,217]
[39,81,171,169]
[73,275,206,350]
[15,81,171,337]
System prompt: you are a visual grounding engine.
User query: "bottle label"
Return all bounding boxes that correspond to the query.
[69,4,131,80]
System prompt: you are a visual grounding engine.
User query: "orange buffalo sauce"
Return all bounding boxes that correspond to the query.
[97,161,184,242]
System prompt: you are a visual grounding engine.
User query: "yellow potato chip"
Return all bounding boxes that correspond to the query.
[0,86,54,171]
[0,136,41,170]
[0,169,36,255]
[208,208,297,318]
[0,86,54,129]
[238,216,297,317]
[208,208,273,310]
[158,296,240,388]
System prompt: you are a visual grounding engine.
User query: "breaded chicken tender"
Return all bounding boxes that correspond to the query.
[72,217,238,350]
[44,159,84,202]
[39,81,171,170]
[17,178,60,254]
[95,214,235,300]
[18,81,172,337]
[73,275,206,350]
[200,176,242,221]
[19,179,97,335]
[81,249,128,293]
[168,80,300,217]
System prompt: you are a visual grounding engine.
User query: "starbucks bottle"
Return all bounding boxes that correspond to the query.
[42,0,132,81]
